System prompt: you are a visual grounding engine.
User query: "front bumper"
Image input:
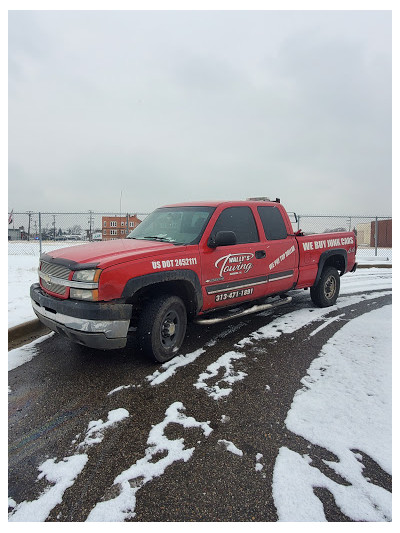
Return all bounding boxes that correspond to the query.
[30,283,132,350]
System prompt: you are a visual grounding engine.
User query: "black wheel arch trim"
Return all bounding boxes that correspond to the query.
[313,249,348,287]
[121,269,203,313]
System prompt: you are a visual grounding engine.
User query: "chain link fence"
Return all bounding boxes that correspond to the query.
[7,212,150,256]
[8,211,392,262]
[295,215,392,262]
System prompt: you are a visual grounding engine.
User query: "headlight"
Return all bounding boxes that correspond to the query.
[72,269,102,282]
[70,288,99,301]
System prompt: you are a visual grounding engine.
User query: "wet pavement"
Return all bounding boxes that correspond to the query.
[8,290,392,522]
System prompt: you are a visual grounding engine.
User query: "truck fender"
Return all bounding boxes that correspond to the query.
[313,249,348,288]
[121,269,203,315]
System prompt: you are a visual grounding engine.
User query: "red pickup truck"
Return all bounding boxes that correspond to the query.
[30,199,357,362]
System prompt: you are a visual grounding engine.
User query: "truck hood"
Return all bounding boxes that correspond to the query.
[44,239,187,269]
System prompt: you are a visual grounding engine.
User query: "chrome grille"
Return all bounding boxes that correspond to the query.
[41,279,67,295]
[40,261,71,279]
[40,261,71,296]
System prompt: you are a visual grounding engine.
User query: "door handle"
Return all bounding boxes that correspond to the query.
[255,250,266,259]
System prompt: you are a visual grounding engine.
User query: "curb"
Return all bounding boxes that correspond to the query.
[356,263,392,269]
[8,319,50,351]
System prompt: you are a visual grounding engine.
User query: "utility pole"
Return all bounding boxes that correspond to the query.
[27,211,33,241]
[88,210,94,241]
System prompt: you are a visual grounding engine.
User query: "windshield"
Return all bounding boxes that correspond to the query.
[127,206,215,245]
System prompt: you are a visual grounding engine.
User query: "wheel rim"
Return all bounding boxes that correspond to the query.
[160,309,180,348]
[324,275,337,299]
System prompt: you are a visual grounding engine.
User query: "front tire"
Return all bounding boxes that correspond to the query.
[310,266,340,307]
[137,295,187,363]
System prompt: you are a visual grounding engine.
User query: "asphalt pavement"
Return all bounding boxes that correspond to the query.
[8,290,392,522]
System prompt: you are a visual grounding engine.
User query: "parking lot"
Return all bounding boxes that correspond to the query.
[8,269,392,522]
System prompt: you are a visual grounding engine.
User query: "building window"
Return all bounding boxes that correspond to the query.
[129,221,135,227]
[103,221,107,227]
[121,221,125,226]
[103,230,107,235]
[110,229,117,235]
[110,221,117,227]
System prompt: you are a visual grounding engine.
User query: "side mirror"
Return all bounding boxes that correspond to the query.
[208,231,237,248]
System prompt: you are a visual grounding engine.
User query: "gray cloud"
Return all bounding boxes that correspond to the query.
[8,10,391,215]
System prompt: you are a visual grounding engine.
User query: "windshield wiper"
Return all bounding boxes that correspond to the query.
[131,235,186,245]
[140,235,175,242]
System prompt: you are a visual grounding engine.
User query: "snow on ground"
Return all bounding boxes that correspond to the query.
[146,348,206,386]
[8,332,55,374]
[86,402,212,522]
[8,241,92,328]
[77,409,130,449]
[9,298,392,521]
[194,351,247,400]
[8,455,89,522]
[8,255,41,328]
[9,408,130,522]
[218,439,244,456]
[272,305,392,522]
[235,290,391,350]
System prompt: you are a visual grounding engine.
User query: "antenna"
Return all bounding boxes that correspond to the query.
[120,190,123,238]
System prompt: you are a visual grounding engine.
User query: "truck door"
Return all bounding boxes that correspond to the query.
[257,205,297,292]
[200,206,269,310]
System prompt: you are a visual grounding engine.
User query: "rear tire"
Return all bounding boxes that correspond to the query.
[137,294,187,363]
[310,266,340,307]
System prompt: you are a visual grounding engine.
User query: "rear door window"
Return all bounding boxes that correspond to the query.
[257,206,288,240]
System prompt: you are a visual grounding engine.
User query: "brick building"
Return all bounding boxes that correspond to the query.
[356,219,392,247]
[370,219,392,247]
[102,214,142,240]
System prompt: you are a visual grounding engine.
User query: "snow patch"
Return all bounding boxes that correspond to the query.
[218,439,243,456]
[8,332,55,371]
[78,408,130,448]
[9,408,130,521]
[108,384,137,396]
[194,351,247,400]
[87,402,212,521]
[146,348,205,386]
[235,291,391,348]
[9,455,88,522]
[273,305,392,521]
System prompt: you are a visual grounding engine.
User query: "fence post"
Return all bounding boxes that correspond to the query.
[297,215,301,232]
[39,212,42,257]
[375,217,378,257]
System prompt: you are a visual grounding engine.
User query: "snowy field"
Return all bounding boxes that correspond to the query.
[8,264,392,521]
[7,242,393,328]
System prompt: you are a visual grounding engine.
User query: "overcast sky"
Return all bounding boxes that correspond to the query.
[8,9,392,216]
